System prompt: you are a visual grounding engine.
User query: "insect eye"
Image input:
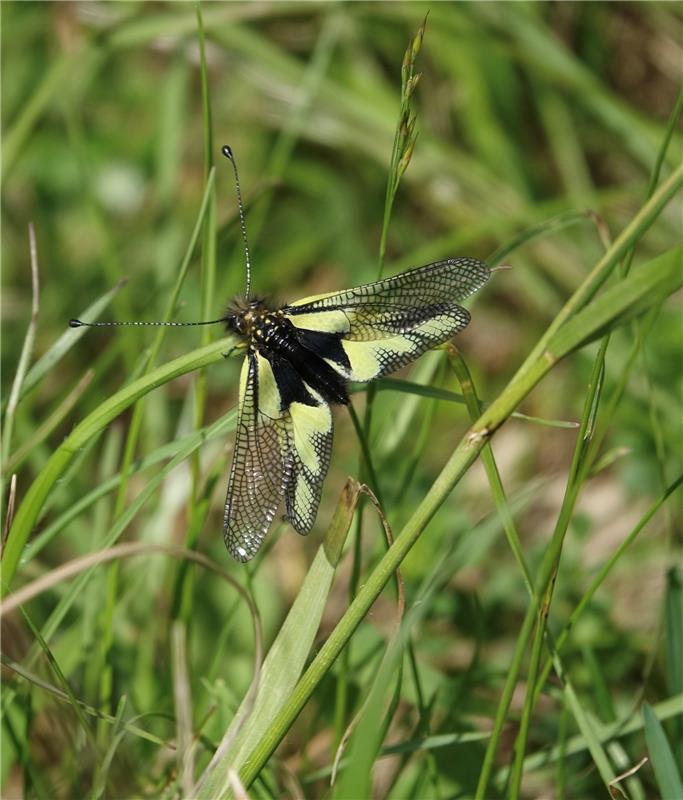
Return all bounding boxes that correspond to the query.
[228,316,245,334]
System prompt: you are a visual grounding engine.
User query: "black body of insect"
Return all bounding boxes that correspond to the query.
[70,146,489,562]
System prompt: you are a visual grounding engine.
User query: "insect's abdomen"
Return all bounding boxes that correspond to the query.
[260,318,349,408]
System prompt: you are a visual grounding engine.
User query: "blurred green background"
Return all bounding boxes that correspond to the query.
[2,2,682,798]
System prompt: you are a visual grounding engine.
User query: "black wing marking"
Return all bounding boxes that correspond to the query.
[223,352,291,562]
[284,257,489,341]
[265,356,336,533]
[292,304,472,383]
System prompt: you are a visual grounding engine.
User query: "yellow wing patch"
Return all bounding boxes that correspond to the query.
[284,385,334,534]
[253,353,282,419]
[287,289,341,307]
[287,309,350,334]
[334,312,464,382]
[340,337,414,381]
[289,395,332,473]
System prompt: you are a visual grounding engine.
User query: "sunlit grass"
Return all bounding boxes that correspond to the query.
[2,3,682,799]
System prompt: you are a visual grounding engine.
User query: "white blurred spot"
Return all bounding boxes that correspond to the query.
[95,162,146,217]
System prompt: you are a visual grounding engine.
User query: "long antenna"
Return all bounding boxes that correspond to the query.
[69,147,253,331]
[221,145,253,300]
[69,317,226,328]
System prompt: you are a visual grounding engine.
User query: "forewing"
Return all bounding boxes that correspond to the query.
[281,389,334,534]
[223,352,290,562]
[284,257,488,340]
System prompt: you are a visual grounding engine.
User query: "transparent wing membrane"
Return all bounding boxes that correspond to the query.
[285,258,488,341]
[223,354,290,561]
[287,258,488,311]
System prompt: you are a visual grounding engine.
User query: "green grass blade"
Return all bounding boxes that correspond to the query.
[1,410,236,733]
[2,338,233,592]
[177,1,219,624]
[18,279,127,403]
[557,665,617,790]
[643,703,683,799]
[3,225,40,467]
[92,695,130,800]
[493,694,683,788]
[21,412,235,564]
[2,656,171,749]
[331,649,401,800]
[372,376,579,429]
[111,164,217,518]
[532,475,683,709]
[195,479,358,798]
[20,608,99,756]
[509,161,681,385]
[506,336,609,799]
[5,370,94,475]
[547,244,683,361]
[377,14,426,277]
[487,209,598,266]
[330,500,514,795]
[231,159,682,791]
[449,349,533,594]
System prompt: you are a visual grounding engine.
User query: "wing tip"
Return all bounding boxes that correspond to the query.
[447,254,490,278]
[225,530,261,562]
[283,510,315,537]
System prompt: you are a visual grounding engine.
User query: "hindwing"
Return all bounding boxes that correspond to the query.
[281,389,334,533]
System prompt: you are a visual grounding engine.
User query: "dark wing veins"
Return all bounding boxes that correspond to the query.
[223,352,290,561]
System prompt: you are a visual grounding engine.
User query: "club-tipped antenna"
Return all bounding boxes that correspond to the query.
[69,317,227,329]
[221,145,253,300]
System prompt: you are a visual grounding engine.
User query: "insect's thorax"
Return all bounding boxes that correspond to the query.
[227,300,312,368]
[225,298,349,407]
[226,299,287,350]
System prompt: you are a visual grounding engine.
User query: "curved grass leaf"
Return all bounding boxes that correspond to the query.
[2,338,234,592]
[228,161,682,792]
[372,377,579,429]
[643,703,683,800]
[195,479,359,798]
[547,243,683,361]
[5,371,95,475]
[2,655,170,749]
[18,279,127,404]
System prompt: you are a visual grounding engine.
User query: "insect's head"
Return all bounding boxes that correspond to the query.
[223,311,244,336]
[223,297,270,338]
